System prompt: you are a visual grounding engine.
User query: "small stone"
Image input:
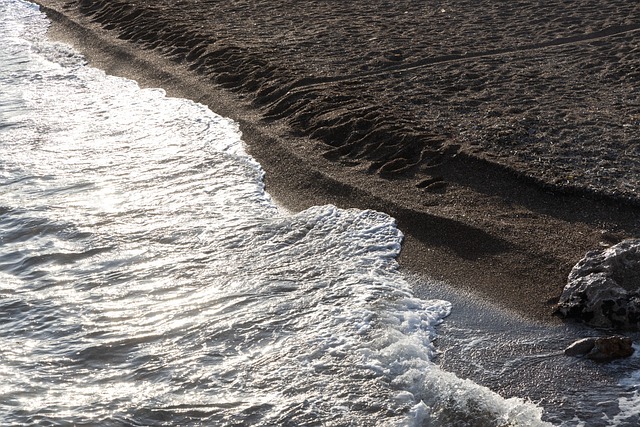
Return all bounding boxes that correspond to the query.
[564,337,596,357]
[587,336,635,362]
[564,336,634,362]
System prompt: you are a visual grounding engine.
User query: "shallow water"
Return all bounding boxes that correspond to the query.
[419,278,640,426]
[1,0,638,425]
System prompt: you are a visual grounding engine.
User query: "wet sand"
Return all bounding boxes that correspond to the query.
[36,0,640,321]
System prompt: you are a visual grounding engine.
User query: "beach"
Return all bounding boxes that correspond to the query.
[3,1,640,424]
[35,0,640,322]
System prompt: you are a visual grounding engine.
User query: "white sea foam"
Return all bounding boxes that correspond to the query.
[605,344,640,426]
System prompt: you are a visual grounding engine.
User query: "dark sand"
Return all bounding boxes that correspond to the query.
[36,0,640,321]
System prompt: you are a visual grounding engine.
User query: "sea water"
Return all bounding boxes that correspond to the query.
[0,0,636,425]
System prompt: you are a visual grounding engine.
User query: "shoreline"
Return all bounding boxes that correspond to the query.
[35,0,640,322]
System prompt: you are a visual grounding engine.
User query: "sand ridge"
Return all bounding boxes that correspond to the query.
[35,0,640,321]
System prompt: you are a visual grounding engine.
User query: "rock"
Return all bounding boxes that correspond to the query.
[565,336,634,362]
[555,239,640,330]
[588,336,635,362]
[564,337,596,357]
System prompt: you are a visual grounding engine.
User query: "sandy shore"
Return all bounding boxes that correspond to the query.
[35,0,640,321]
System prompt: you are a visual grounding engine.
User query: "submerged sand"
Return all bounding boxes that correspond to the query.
[36,0,640,321]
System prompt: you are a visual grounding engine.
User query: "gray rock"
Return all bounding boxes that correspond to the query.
[556,239,640,330]
[565,336,634,362]
[564,337,596,357]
